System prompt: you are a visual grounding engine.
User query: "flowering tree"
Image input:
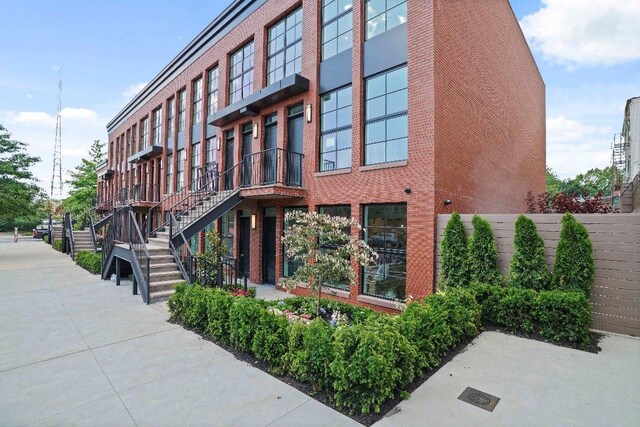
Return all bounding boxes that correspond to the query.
[281,211,378,316]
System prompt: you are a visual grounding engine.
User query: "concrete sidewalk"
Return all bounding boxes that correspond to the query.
[0,234,359,427]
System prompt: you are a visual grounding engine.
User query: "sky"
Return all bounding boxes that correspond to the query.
[0,0,638,198]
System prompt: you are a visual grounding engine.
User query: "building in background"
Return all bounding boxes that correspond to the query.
[619,96,640,182]
[98,0,545,308]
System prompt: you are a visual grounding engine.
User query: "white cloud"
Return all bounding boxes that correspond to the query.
[121,82,147,99]
[520,0,640,69]
[7,111,56,127]
[61,107,98,123]
[26,94,34,100]
[546,116,612,178]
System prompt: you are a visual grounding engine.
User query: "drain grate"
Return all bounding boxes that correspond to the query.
[458,387,500,412]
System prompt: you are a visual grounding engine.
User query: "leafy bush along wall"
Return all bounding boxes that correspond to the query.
[75,250,101,275]
[168,283,592,416]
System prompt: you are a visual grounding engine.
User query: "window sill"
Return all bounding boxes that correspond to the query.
[359,160,407,172]
[294,282,350,299]
[357,294,404,311]
[314,168,352,177]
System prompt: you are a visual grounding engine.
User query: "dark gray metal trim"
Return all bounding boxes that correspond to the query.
[127,145,163,163]
[191,125,202,144]
[319,49,353,94]
[205,122,217,139]
[167,135,174,151]
[177,132,185,150]
[107,0,267,134]
[363,23,407,78]
[210,74,309,127]
[170,192,243,248]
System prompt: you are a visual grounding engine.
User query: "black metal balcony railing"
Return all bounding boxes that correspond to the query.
[242,148,303,188]
[131,183,162,203]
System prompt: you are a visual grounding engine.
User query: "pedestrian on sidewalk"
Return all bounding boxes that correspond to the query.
[13,226,19,242]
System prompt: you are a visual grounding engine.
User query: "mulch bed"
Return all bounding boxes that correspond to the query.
[170,319,603,426]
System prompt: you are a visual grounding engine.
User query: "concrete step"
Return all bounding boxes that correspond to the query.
[148,248,171,256]
[150,255,174,265]
[148,237,169,246]
[150,271,183,282]
[150,288,177,303]
[149,262,180,273]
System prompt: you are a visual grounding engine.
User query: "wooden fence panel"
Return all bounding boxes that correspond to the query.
[435,214,640,336]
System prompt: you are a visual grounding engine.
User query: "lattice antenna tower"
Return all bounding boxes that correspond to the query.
[51,68,63,206]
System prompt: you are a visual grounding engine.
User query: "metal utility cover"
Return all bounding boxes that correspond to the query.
[458,387,500,412]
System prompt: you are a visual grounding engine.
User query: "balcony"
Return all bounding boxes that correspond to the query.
[210,74,309,127]
[237,148,305,199]
[128,144,163,164]
[129,183,162,207]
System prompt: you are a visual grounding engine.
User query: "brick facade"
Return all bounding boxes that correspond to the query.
[102,0,545,311]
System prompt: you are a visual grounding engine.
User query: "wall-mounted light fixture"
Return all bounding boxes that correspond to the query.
[216,136,221,151]
[253,123,259,139]
[444,199,452,206]
[404,187,411,194]
[251,214,256,229]
[305,104,312,123]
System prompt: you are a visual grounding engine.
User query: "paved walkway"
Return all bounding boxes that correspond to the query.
[0,234,359,426]
[2,233,639,426]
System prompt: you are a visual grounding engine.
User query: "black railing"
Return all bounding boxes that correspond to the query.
[168,211,197,283]
[128,210,150,304]
[131,183,162,203]
[63,213,75,259]
[88,214,98,253]
[217,257,248,291]
[241,148,303,188]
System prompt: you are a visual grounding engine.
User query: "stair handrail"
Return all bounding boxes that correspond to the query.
[64,212,75,259]
[168,211,197,283]
[128,209,151,304]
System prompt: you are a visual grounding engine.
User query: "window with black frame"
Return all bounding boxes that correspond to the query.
[267,8,303,85]
[283,206,308,278]
[318,205,351,290]
[365,0,407,40]
[320,85,352,171]
[224,129,235,190]
[207,67,219,116]
[152,108,162,146]
[221,210,234,255]
[263,113,277,184]
[178,90,186,132]
[167,98,175,140]
[192,78,203,125]
[166,154,173,194]
[363,203,406,300]
[364,65,408,165]
[322,0,353,60]
[190,143,200,190]
[229,41,254,104]
[140,117,149,149]
[176,149,185,191]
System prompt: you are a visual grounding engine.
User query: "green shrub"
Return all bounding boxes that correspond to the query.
[552,213,594,296]
[228,297,266,351]
[75,250,101,275]
[494,287,537,334]
[167,283,188,321]
[425,288,482,345]
[252,311,291,374]
[468,215,502,285]
[53,239,63,252]
[535,291,591,348]
[466,282,500,323]
[399,302,450,371]
[330,316,419,414]
[439,212,470,288]
[196,229,229,287]
[287,319,335,391]
[510,215,549,290]
[183,285,210,330]
[205,288,234,343]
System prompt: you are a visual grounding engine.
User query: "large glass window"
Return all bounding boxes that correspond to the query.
[191,143,201,190]
[364,65,408,165]
[363,204,407,300]
[267,8,303,85]
[366,0,407,40]
[166,154,173,193]
[283,206,308,278]
[318,205,351,290]
[152,108,162,146]
[229,41,254,104]
[140,117,149,149]
[131,124,137,151]
[320,85,352,171]
[322,0,353,60]
[207,67,219,116]
[176,149,185,191]
[178,90,186,132]
[192,78,203,125]
[221,210,234,255]
[167,98,175,138]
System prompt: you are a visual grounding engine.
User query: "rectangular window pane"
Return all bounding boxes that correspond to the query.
[207,67,219,116]
[267,8,303,85]
[318,205,352,290]
[320,85,352,171]
[363,203,407,300]
[366,0,407,40]
[229,42,254,104]
[166,154,173,193]
[322,4,352,60]
[192,78,203,124]
[178,90,186,132]
[283,207,308,277]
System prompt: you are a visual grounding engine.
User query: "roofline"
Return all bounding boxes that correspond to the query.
[106,0,266,134]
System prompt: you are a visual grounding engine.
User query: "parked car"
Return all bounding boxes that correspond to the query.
[32,224,50,240]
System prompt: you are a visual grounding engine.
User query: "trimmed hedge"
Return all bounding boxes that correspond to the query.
[552,212,594,296]
[168,285,482,415]
[510,215,549,291]
[75,250,101,275]
[53,239,63,252]
[468,282,591,348]
[468,215,502,285]
[439,213,470,288]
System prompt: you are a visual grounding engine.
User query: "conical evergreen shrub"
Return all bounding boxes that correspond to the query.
[552,213,594,296]
[509,215,549,290]
[468,215,502,285]
[439,212,469,288]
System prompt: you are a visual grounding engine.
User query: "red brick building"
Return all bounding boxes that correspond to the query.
[99,0,545,308]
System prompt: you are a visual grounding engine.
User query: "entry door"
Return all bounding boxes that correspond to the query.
[262,214,276,285]
[263,115,277,184]
[287,105,304,186]
[241,123,252,187]
[224,130,234,190]
[239,216,251,278]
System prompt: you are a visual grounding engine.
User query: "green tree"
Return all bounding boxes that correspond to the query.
[468,215,502,285]
[0,124,45,231]
[62,140,104,226]
[546,167,564,195]
[509,215,549,290]
[281,211,377,316]
[196,229,230,287]
[439,212,470,288]
[552,213,594,296]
